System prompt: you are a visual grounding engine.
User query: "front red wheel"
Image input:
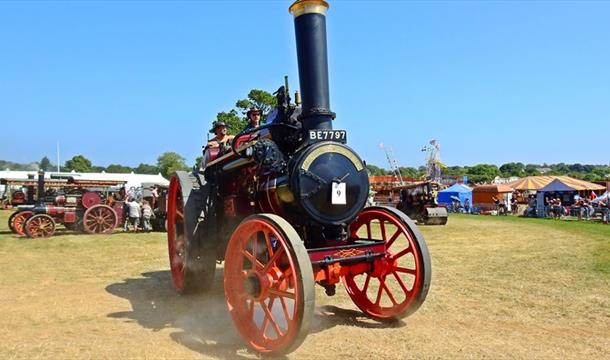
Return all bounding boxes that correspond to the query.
[343,206,431,320]
[24,214,56,238]
[224,214,314,355]
[12,211,34,236]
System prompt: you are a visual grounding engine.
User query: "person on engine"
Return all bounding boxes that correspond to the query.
[243,107,261,131]
[206,121,235,149]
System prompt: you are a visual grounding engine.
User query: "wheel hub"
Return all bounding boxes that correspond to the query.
[244,271,271,300]
[374,256,397,278]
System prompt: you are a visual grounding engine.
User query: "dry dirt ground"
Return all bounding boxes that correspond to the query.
[0,210,608,359]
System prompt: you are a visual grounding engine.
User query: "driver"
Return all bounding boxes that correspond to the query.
[243,107,261,131]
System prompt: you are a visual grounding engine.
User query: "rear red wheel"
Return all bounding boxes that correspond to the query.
[12,211,34,236]
[343,206,431,320]
[83,204,117,234]
[224,214,314,355]
[167,171,215,294]
[24,214,56,238]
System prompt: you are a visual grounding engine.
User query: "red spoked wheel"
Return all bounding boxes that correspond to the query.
[83,204,118,234]
[167,171,215,294]
[24,214,56,238]
[343,206,431,320]
[224,214,314,355]
[8,211,22,233]
[11,211,34,236]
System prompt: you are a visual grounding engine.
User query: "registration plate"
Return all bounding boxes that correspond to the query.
[308,129,347,143]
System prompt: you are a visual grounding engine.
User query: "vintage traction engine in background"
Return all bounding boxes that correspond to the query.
[167,0,431,354]
[8,170,123,238]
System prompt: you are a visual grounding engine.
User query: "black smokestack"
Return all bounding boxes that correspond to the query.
[289,0,335,133]
[37,170,45,203]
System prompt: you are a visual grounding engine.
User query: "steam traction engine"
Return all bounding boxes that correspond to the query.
[9,171,123,238]
[167,1,431,355]
[396,181,448,225]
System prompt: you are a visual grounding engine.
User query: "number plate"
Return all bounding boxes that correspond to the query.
[308,129,347,143]
[331,182,347,205]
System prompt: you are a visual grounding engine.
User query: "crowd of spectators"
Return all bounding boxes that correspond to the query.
[122,197,154,232]
[523,192,609,223]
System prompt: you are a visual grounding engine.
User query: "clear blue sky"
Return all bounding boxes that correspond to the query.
[1,1,609,170]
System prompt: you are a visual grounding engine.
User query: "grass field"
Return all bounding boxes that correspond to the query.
[0,210,608,359]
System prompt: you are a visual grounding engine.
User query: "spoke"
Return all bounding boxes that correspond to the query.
[374,279,384,305]
[392,246,413,260]
[241,249,264,270]
[264,230,274,255]
[392,271,410,295]
[175,209,184,220]
[248,299,255,319]
[362,272,371,294]
[366,222,371,239]
[279,295,292,321]
[394,266,417,275]
[386,228,401,248]
[380,278,398,305]
[268,288,296,300]
[278,267,293,282]
[252,232,260,264]
[262,246,285,273]
[380,220,387,242]
[261,298,284,337]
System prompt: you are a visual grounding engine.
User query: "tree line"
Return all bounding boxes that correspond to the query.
[4,157,608,185]
[366,162,610,183]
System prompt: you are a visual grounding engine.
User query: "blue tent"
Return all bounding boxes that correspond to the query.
[539,178,577,192]
[438,183,472,206]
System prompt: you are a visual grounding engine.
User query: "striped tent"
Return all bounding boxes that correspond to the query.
[505,176,555,191]
[506,176,605,191]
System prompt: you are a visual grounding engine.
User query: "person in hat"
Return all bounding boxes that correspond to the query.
[243,107,261,131]
[206,121,234,149]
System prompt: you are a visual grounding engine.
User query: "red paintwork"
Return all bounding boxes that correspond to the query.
[224,217,305,354]
[167,176,185,291]
[342,208,426,319]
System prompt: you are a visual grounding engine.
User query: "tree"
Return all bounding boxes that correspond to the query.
[217,110,246,135]
[366,164,387,176]
[524,164,540,176]
[194,156,203,169]
[467,164,499,183]
[106,164,132,173]
[157,152,189,178]
[91,165,106,172]
[499,162,525,177]
[235,89,277,121]
[64,155,92,172]
[39,156,51,171]
[135,163,159,174]
[214,89,278,135]
[443,166,467,177]
[398,166,421,179]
